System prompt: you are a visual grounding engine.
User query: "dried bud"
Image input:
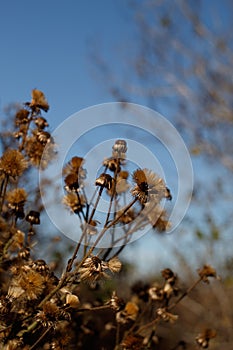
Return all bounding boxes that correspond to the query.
[148,286,164,301]
[66,293,80,309]
[36,131,52,145]
[31,259,49,273]
[34,116,49,129]
[112,139,127,157]
[18,247,30,259]
[109,291,125,311]
[196,329,217,348]
[161,268,177,283]
[95,173,113,190]
[157,308,178,323]
[108,257,122,273]
[86,220,98,235]
[103,157,121,172]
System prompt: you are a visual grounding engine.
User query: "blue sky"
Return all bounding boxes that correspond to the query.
[0,1,133,129]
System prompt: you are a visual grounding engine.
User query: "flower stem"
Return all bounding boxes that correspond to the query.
[0,174,9,213]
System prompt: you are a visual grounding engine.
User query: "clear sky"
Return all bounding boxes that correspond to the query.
[0,0,133,129]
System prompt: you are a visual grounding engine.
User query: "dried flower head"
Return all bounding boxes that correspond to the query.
[153,211,171,232]
[9,229,25,251]
[8,268,45,300]
[144,203,171,232]
[26,210,40,225]
[6,188,27,218]
[64,173,80,192]
[148,285,164,301]
[161,268,177,283]
[25,135,56,168]
[95,173,113,190]
[118,208,135,224]
[36,301,60,328]
[63,156,86,176]
[78,255,121,284]
[161,268,179,298]
[131,169,168,204]
[0,149,28,178]
[103,157,121,172]
[30,89,49,112]
[198,265,218,283]
[78,256,109,284]
[116,301,139,324]
[34,116,49,129]
[196,329,217,348]
[15,109,30,125]
[18,247,30,259]
[36,131,52,145]
[63,192,85,213]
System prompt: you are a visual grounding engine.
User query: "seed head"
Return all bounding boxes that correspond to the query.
[0,149,28,178]
[108,257,122,273]
[8,268,45,300]
[30,89,49,112]
[112,139,127,158]
[63,192,85,213]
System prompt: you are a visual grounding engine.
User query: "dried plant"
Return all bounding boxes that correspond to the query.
[0,91,225,349]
